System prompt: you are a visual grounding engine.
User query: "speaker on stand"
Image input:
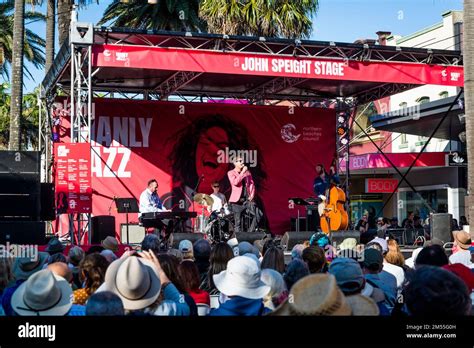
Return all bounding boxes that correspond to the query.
[430,213,453,245]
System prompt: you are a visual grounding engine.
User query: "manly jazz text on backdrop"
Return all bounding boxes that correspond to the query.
[56,99,335,235]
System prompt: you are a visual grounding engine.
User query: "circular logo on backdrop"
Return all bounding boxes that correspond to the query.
[281,123,301,143]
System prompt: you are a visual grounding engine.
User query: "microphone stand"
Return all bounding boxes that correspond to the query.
[191,175,204,233]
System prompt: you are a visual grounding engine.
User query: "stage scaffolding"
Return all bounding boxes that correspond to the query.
[41,26,463,242]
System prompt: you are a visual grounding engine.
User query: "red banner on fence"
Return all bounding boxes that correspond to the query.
[92,44,464,87]
[54,143,92,214]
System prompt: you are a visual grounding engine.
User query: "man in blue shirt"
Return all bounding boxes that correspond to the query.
[313,163,339,197]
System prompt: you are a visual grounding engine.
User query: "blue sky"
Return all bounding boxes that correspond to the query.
[5,0,463,93]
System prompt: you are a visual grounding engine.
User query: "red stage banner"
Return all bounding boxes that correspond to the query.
[365,178,399,193]
[92,44,464,87]
[56,99,335,235]
[54,143,92,214]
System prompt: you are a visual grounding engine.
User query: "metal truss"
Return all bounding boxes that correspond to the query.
[243,77,308,103]
[70,45,92,143]
[66,19,94,245]
[352,83,419,106]
[153,71,203,100]
[93,28,462,66]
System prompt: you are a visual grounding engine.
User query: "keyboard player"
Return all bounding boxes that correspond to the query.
[139,179,173,237]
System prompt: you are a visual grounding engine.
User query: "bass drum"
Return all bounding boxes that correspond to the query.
[205,217,234,244]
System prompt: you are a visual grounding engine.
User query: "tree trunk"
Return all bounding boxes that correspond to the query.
[464,0,474,223]
[9,0,25,151]
[57,0,72,48]
[45,0,56,71]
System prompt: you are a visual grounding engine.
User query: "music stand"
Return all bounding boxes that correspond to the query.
[289,198,310,232]
[115,198,139,244]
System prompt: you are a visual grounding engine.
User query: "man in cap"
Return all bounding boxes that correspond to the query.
[360,248,397,311]
[329,257,390,315]
[179,240,194,261]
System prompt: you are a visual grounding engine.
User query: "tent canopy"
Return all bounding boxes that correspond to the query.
[43,28,463,104]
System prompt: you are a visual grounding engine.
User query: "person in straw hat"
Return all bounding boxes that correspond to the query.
[11,269,73,316]
[270,273,379,316]
[449,230,473,268]
[2,248,49,316]
[101,250,190,316]
[209,256,271,316]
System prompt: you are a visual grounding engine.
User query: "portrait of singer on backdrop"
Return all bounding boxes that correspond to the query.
[161,114,268,233]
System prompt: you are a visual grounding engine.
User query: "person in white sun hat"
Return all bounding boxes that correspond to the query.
[209,256,270,316]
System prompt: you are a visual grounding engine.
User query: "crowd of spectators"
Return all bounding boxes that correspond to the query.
[0,223,472,316]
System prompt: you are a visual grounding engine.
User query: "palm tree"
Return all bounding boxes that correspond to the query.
[45,0,55,71]
[200,0,319,38]
[9,0,26,151]
[464,0,474,222]
[0,1,46,80]
[0,83,40,149]
[98,0,204,31]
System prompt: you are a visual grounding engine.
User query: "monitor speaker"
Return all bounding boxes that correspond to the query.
[0,221,46,244]
[431,213,453,244]
[91,215,115,244]
[329,230,360,245]
[235,231,266,245]
[280,231,314,251]
[120,224,146,244]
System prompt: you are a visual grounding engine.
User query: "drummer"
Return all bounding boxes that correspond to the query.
[208,181,229,217]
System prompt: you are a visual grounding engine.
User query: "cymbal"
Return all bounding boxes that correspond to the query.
[193,193,214,206]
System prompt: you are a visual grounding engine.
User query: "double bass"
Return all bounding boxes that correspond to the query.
[319,159,349,233]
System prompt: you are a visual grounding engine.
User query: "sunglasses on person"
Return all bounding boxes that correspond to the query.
[213,185,220,188]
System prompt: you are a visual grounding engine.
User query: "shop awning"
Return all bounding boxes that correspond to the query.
[370,95,464,140]
[339,152,449,172]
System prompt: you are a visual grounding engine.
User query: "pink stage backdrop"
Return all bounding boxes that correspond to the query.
[56,99,335,237]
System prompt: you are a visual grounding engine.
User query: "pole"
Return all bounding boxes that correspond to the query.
[464,0,474,223]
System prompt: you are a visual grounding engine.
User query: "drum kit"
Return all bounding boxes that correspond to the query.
[193,193,234,243]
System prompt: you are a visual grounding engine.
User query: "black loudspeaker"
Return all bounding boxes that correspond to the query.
[329,230,360,246]
[0,195,40,221]
[40,183,55,221]
[0,151,40,221]
[281,231,314,251]
[431,213,453,244]
[120,224,146,244]
[235,231,266,245]
[91,215,116,244]
[0,221,46,244]
[170,233,205,249]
